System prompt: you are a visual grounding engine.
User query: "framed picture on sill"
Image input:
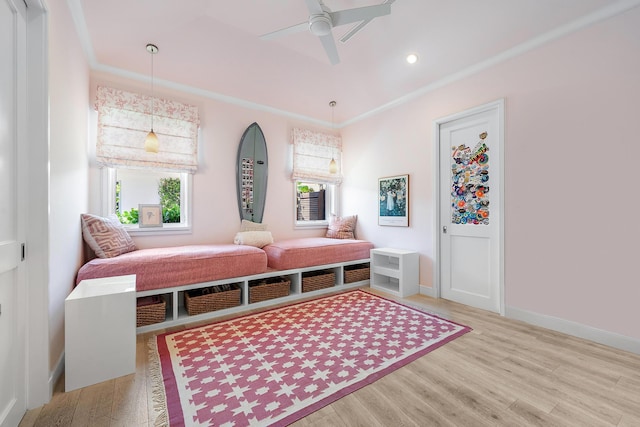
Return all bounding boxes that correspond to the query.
[139,204,163,228]
[378,174,409,227]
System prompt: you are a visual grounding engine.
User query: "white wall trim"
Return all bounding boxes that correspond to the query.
[93,65,335,129]
[68,0,336,128]
[65,0,96,66]
[342,0,640,126]
[66,0,640,128]
[506,306,640,355]
[49,352,65,397]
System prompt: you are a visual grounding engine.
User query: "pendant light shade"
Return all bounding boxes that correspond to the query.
[146,43,159,153]
[328,158,338,174]
[145,130,159,153]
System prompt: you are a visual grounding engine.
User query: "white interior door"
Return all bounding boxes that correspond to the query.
[436,101,504,314]
[0,0,27,425]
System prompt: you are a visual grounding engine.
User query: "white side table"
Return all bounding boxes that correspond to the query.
[370,248,419,297]
[65,275,136,391]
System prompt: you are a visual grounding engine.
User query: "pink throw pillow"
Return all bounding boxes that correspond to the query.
[81,213,137,258]
[326,215,357,239]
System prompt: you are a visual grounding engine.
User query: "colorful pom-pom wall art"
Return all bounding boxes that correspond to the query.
[451,132,490,225]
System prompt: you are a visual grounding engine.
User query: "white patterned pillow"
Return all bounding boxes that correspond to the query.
[233,231,274,248]
[81,213,137,258]
[325,215,357,239]
[240,219,268,232]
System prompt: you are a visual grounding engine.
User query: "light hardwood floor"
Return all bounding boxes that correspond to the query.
[19,288,640,426]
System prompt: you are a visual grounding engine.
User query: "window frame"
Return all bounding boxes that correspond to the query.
[102,168,192,235]
[293,180,338,229]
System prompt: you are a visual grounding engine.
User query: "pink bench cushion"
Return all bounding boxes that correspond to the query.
[76,244,267,292]
[263,237,374,270]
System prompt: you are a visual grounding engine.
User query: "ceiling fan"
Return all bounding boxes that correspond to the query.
[260,0,392,65]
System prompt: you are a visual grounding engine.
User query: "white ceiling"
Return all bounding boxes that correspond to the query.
[72,0,634,125]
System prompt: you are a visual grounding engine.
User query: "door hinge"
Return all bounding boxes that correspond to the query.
[21,243,26,261]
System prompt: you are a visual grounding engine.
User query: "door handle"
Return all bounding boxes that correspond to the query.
[443,226,447,234]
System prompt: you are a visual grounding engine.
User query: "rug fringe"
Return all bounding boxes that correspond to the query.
[148,336,169,427]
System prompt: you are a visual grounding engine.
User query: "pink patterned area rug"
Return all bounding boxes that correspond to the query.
[149,290,470,426]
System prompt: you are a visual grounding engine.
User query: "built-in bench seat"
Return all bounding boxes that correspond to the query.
[76,244,267,292]
[75,238,373,332]
[262,237,374,270]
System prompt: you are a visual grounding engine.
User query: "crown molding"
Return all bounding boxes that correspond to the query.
[68,0,640,129]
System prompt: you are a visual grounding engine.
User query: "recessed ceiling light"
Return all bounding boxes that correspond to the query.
[406,53,419,65]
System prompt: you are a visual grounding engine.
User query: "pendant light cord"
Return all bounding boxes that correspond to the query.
[330,100,336,128]
[150,48,154,131]
[146,43,158,131]
[329,101,337,174]
[144,44,160,153]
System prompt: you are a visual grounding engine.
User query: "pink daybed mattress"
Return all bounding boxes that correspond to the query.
[263,237,374,270]
[76,244,267,292]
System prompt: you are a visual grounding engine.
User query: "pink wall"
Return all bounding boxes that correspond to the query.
[341,7,640,339]
[48,0,91,371]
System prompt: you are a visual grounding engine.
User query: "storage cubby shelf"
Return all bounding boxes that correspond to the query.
[370,248,419,298]
[136,259,370,333]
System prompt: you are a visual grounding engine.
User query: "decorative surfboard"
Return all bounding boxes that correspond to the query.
[236,122,268,223]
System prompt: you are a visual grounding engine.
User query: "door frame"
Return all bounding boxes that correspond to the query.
[24,0,50,409]
[432,99,506,315]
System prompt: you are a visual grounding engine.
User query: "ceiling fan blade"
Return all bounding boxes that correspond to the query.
[260,21,308,40]
[330,3,391,27]
[339,19,371,43]
[304,0,324,15]
[340,0,396,43]
[319,33,340,65]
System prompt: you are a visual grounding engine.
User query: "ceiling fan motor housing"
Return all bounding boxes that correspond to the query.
[309,13,332,36]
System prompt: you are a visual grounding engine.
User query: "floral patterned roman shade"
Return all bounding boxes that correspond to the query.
[95,85,200,173]
[291,128,342,185]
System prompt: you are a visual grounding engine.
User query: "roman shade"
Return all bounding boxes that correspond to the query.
[95,85,200,173]
[291,128,342,185]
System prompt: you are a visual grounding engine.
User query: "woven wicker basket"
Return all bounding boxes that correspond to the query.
[344,263,370,283]
[249,277,291,303]
[185,284,241,316]
[136,295,166,327]
[302,270,335,293]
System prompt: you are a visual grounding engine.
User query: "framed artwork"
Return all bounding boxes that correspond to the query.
[139,204,163,228]
[378,174,409,227]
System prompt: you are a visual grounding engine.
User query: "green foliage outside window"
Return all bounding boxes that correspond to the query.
[297,184,311,193]
[118,208,139,224]
[159,178,181,223]
[116,177,181,224]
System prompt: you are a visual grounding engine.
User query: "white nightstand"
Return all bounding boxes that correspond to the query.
[370,248,419,297]
[65,275,136,391]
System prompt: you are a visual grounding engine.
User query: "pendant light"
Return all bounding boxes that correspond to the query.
[144,43,159,153]
[328,100,338,174]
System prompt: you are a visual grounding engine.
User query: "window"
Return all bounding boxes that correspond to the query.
[94,86,199,233]
[291,128,341,228]
[105,168,192,233]
[297,182,325,221]
[294,181,337,227]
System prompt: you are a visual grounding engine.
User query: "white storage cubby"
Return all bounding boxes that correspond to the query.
[65,275,136,391]
[135,259,370,333]
[370,248,419,297]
